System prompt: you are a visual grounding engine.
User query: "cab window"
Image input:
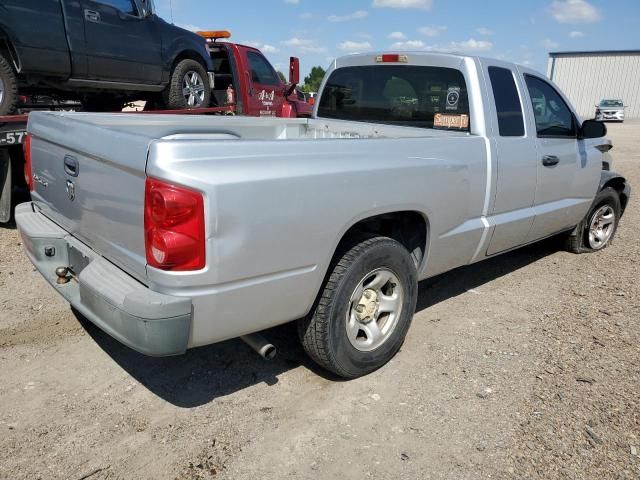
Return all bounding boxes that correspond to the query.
[96,0,138,15]
[525,75,576,138]
[488,67,525,137]
[318,65,470,131]
[247,52,280,86]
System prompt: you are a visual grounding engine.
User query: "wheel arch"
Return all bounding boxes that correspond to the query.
[600,171,630,214]
[331,209,431,273]
[169,49,210,76]
[0,26,20,72]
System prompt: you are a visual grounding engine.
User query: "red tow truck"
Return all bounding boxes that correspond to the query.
[0,30,312,223]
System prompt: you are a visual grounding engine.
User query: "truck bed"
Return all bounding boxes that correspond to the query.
[33,111,472,141]
[27,111,487,346]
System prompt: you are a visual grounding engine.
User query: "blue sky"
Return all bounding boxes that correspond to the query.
[155,0,639,78]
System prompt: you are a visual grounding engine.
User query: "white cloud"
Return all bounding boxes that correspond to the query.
[448,38,493,52]
[281,37,327,53]
[284,0,299,4]
[247,42,279,53]
[476,27,495,35]
[373,0,432,10]
[299,12,313,19]
[419,25,447,37]
[389,37,494,54]
[388,31,407,40]
[390,40,427,50]
[328,10,368,22]
[338,41,373,52]
[549,0,601,24]
[543,39,560,49]
[568,30,585,38]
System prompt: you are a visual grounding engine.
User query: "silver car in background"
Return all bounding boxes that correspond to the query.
[596,99,625,122]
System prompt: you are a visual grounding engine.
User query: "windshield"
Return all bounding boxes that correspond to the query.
[317,65,471,131]
[600,100,623,107]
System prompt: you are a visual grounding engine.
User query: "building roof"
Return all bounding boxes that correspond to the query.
[549,50,640,58]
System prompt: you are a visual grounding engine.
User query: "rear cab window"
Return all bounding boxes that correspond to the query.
[317,65,470,131]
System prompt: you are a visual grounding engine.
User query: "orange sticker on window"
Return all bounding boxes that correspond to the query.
[434,113,469,130]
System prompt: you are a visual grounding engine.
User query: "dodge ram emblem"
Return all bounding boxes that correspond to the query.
[66,180,76,201]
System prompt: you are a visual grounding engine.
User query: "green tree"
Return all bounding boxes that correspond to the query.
[302,66,326,93]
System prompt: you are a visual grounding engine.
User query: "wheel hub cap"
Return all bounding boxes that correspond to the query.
[346,268,404,352]
[588,205,615,250]
[355,289,379,323]
[182,71,205,107]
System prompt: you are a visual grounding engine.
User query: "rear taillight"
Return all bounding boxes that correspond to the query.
[23,134,33,192]
[144,178,205,271]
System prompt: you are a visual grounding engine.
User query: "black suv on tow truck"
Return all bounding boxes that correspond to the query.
[0,0,214,114]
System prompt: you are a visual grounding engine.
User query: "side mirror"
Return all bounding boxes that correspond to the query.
[580,119,607,139]
[289,57,300,86]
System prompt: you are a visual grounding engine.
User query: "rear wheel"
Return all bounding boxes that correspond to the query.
[163,59,211,109]
[566,187,621,253]
[0,54,18,115]
[298,236,418,378]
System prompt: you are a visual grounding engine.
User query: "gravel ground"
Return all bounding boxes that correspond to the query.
[0,122,638,480]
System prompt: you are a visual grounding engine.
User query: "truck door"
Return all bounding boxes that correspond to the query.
[243,50,286,117]
[82,0,162,84]
[484,65,538,255]
[1,0,76,77]
[522,74,601,242]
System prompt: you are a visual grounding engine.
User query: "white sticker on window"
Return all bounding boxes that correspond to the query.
[446,87,460,111]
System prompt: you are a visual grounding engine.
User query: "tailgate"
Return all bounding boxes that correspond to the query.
[27,112,152,283]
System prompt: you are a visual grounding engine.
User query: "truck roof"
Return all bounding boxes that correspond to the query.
[331,51,523,69]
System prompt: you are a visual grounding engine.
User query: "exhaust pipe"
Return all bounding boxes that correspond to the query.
[240,333,277,360]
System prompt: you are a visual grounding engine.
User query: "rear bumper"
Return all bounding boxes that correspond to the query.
[15,203,192,356]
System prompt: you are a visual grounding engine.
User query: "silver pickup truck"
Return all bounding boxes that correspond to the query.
[17,52,630,378]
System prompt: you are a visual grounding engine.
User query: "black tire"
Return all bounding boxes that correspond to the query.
[162,59,211,109]
[299,236,418,379]
[0,54,18,116]
[566,187,621,254]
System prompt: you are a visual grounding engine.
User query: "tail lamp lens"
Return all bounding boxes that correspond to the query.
[144,178,205,271]
[23,134,33,192]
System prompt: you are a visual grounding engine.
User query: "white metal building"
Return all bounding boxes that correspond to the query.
[547,50,640,120]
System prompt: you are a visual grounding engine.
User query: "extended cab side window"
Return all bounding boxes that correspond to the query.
[488,67,524,137]
[247,52,280,86]
[525,75,576,138]
[95,0,138,15]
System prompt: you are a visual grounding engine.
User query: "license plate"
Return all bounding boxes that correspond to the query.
[0,131,26,145]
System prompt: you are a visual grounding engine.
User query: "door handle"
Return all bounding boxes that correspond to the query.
[64,155,79,177]
[542,155,560,167]
[84,9,101,23]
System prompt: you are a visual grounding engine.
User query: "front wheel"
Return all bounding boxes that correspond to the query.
[163,59,211,109]
[566,187,621,253]
[299,236,418,379]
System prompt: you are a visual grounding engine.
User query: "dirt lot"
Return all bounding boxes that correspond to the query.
[1,122,638,480]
